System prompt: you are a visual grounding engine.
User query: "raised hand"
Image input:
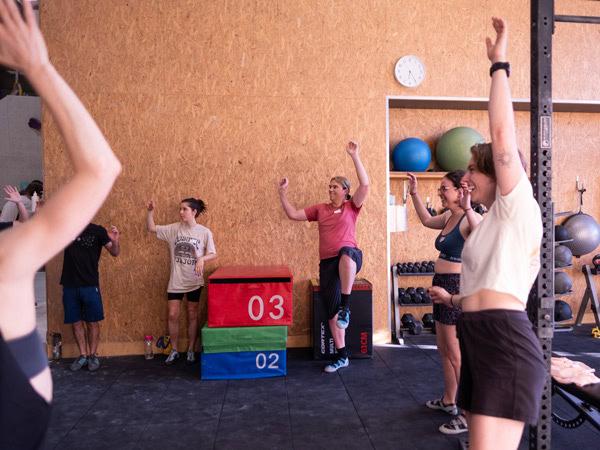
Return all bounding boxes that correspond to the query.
[406,172,418,195]
[346,141,359,157]
[146,200,155,211]
[459,181,472,210]
[107,225,119,242]
[278,177,289,192]
[486,17,508,63]
[0,0,49,74]
[3,185,22,203]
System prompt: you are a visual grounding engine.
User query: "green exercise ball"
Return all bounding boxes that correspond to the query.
[436,127,485,171]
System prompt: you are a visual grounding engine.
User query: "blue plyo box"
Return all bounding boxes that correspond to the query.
[201,350,287,380]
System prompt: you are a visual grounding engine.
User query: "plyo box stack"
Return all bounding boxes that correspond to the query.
[202,266,293,380]
[311,278,373,360]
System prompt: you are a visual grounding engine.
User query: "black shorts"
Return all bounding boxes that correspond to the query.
[167,286,203,303]
[456,309,546,424]
[319,246,363,320]
[432,274,462,325]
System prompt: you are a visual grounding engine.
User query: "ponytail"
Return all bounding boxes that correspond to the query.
[182,198,207,218]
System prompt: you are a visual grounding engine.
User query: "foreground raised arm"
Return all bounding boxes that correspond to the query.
[486,17,524,195]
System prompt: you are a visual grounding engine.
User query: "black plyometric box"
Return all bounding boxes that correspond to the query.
[311,278,373,360]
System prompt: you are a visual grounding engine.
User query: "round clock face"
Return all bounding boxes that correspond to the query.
[394,55,426,88]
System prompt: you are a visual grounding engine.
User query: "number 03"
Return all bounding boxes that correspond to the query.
[248,295,285,321]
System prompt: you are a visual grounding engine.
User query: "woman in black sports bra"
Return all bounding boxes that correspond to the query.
[407,170,482,435]
[0,1,121,447]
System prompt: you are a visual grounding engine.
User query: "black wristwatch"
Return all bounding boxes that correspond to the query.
[490,61,510,78]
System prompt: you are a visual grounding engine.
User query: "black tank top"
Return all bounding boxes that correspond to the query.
[434,214,467,263]
[0,331,51,449]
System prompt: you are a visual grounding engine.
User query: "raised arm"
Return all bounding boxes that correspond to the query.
[0,0,121,277]
[346,141,369,207]
[487,17,524,195]
[406,173,449,229]
[278,178,308,221]
[459,182,483,232]
[105,225,120,257]
[146,200,157,232]
[4,185,29,222]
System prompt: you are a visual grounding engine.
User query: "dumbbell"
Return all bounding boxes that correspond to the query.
[422,313,436,334]
[421,293,432,304]
[426,263,435,273]
[411,264,420,273]
[401,313,424,335]
[593,254,600,274]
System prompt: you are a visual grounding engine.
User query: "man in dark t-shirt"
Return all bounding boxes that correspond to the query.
[60,223,120,371]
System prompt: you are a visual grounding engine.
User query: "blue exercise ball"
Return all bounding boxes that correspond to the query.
[392,138,431,172]
[436,127,485,171]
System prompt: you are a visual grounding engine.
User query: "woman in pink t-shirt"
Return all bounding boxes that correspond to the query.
[278,141,369,373]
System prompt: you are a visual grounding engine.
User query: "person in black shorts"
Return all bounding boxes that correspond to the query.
[407,170,481,435]
[278,141,369,373]
[61,224,120,371]
[0,1,121,447]
[146,198,216,365]
[429,17,545,449]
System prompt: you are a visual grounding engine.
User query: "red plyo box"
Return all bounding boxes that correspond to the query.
[208,266,293,327]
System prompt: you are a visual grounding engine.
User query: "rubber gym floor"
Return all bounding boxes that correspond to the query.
[43,325,600,449]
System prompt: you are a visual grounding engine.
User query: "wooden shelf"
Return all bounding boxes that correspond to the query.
[387,96,600,113]
[390,171,448,180]
[397,272,435,276]
[554,290,574,298]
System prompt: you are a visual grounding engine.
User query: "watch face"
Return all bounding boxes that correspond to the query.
[394,55,426,88]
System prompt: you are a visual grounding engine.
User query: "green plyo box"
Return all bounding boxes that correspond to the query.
[201,323,287,354]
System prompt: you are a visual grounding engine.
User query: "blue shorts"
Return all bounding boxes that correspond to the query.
[319,246,363,320]
[62,286,105,324]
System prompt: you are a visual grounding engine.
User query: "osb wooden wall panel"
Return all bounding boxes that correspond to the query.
[39,0,600,355]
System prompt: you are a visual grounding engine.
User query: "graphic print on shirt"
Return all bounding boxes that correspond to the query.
[76,234,97,249]
[174,236,199,266]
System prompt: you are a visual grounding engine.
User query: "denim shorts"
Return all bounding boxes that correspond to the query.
[62,286,104,323]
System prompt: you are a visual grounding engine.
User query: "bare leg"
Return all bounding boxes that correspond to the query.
[72,321,88,356]
[469,414,524,450]
[329,315,346,349]
[86,321,100,355]
[437,322,461,404]
[338,254,357,295]
[168,300,181,350]
[187,301,199,351]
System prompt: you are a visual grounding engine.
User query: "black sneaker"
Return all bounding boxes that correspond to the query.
[88,354,101,371]
[70,355,88,372]
[336,307,350,329]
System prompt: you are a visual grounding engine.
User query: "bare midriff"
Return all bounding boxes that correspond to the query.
[434,258,461,275]
[461,289,524,312]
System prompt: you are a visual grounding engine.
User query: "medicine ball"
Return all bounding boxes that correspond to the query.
[435,127,485,171]
[554,271,573,295]
[563,212,600,257]
[554,245,573,268]
[554,300,573,322]
[555,225,569,242]
[392,138,431,172]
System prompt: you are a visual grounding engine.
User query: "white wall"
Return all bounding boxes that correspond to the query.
[0,95,42,211]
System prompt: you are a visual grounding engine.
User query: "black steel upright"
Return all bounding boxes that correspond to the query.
[530,0,555,448]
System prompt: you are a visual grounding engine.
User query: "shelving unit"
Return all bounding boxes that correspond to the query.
[390,264,436,344]
[554,207,575,331]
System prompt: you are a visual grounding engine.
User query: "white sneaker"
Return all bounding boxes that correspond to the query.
[186,349,196,365]
[324,357,349,373]
[165,349,179,366]
[426,397,458,415]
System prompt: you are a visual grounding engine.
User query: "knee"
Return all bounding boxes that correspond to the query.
[188,310,198,321]
[72,321,83,331]
[168,310,180,322]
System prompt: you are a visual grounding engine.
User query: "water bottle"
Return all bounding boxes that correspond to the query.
[31,191,39,213]
[50,332,62,359]
[144,335,154,360]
